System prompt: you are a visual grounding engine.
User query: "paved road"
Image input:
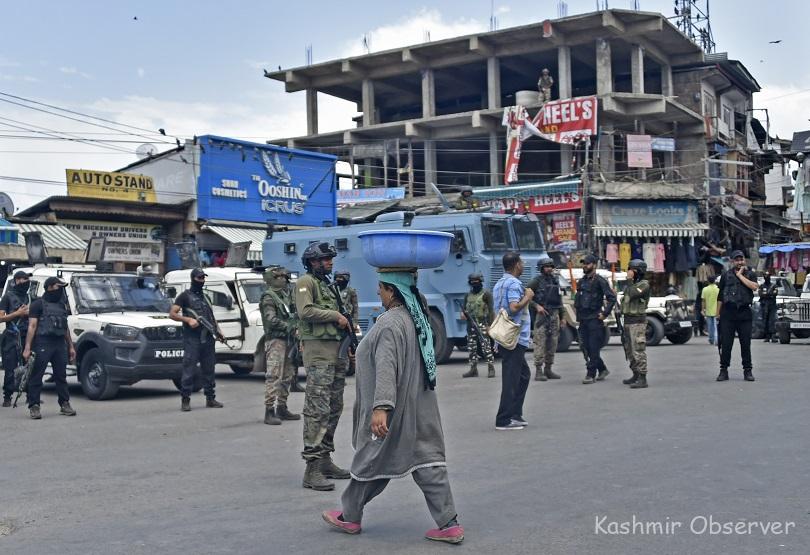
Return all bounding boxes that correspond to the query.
[1,336,808,554]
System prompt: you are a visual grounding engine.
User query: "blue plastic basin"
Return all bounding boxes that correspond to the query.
[357,230,453,269]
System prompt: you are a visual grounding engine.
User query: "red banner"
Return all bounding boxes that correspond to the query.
[481,189,581,215]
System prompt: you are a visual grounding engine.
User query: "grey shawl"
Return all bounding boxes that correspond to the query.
[349,306,447,481]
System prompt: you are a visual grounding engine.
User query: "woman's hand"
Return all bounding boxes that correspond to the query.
[371,408,389,439]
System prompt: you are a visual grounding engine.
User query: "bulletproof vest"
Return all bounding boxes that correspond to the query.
[721,270,754,307]
[3,290,31,336]
[339,286,356,316]
[37,300,69,338]
[575,275,605,312]
[261,288,292,340]
[621,279,651,317]
[464,291,489,323]
[298,273,341,342]
[535,274,563,310]
[184,290,215,332]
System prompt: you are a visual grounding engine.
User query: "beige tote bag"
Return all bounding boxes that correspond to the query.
[488,282,521,350]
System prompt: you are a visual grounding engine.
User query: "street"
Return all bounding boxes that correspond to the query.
[1,337,808,555]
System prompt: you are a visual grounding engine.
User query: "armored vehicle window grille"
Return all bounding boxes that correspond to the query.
[335,238,348,251]
[445,230,467,253]
[143,326,183,341]
[481,220,512,250]
[513,219,545,251]
[358,319,369,333]
[284,243,296,254]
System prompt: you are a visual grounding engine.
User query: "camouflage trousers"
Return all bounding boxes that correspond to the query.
[466,324,494,365]
[301,358,348,462]
[264,338,295,408]
[533,312,560,368]
[622,322,647,375]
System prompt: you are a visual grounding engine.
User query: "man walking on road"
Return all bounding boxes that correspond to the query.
[575,254,616,384]
[717,250,759,382]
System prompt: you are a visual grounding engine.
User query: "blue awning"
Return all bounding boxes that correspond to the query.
[759,242,810,254]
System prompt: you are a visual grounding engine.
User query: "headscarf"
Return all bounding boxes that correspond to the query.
[378,269,436,389]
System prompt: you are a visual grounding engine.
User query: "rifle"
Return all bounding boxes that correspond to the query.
[614,305,629,362]
[13,353,35,408]
[326,277,359,362]
[185,308,236,349]
[455,299,487,358]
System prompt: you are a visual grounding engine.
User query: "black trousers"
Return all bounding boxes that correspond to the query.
[495,344,530,427]
[719,316,753,370]
[180,336,216,399]
[761,301,777,339]
[579,318,607,377]
[27,337,70,408]
[1,332,24,399]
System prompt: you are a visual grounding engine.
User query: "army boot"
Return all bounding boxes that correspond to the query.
[2,397,11,408]
[630,374,648,389]
[544,365,561,380]
[622,371,639,385]
[29,405,42,419]
[303,460,335,491]
[59,402,77,416]
[264,406,281,425]
[743,369,755,382]
[462,364,478,378]
[535,365,547,381]
[206,398,224,408]
[716,368,729,382]
[487,363,496,378]
[320,457,351,480]
[181,397,191,412]
[276,405,301,420]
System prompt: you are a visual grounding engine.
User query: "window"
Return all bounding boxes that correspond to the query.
[481,219,512,250]
[241,281,266,304]
[513,218,545,251]
[722,105,733,131]
[73,276,171,314]
[443,229,468,253]
[702,92,715,117]
[335,238,349,251]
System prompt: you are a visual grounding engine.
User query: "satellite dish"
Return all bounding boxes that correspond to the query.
[136,143,158,159]
[0,192,14,218]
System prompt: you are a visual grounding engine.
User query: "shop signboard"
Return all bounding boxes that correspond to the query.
[196,136,337,227]
[66,169,157,202]
[474,179,581,215]
[61,219,165,263]
[337,187,405,205]
[595,200,698,225]
[627,135,653,168]
[549,212,578,253]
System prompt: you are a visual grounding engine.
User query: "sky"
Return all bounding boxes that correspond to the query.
[1,0,808,212]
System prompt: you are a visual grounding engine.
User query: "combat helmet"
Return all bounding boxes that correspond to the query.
[301,241,336,270]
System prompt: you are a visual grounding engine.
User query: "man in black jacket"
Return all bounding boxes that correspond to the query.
[758,272,778,343]
[575,255,616,384]
[717,251,759,382]
[0,271,33,407]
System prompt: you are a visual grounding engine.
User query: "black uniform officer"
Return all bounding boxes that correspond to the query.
[758,273,778,342]
[22,276,76,419]
[574,254,616,384]
[169,268,224,411]
[717,250,759,382]
[0,271,34,407]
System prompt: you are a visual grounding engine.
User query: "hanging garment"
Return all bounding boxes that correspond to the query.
[801,250,810,268]
[619,242,631,272]
[795,270,806,287]
[788,251,799,272]
[686,240,698,269]
[631,240,643,260]
[606,243,619,264]
[772,252,782,270]
[695,263,715,283]
[654,243,666,273]
[664,242,676,273]
[642,243,656,270]
[674,239,690,273]
[682,276,698,300]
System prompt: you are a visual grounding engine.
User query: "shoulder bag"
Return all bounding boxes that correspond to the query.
[488,279,521,350]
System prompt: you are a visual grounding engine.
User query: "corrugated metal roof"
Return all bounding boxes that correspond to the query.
[16,223,88,251]
[592,223,709,238]
[204,226,265,261]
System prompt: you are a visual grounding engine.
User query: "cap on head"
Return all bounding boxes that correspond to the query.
[730,250,745,260]
[580,254,599,265]
[190,268,207,279]
[467,272,483,283]
[43,276,66,289]
[628,259,647,274]
[13,270,31,281]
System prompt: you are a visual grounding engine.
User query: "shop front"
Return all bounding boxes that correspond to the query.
[60,219,166,271]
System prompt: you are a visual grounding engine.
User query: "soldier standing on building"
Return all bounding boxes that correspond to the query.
[620,259,651,389]
[575,254,616,384]
[169,268,224,412]
[334,270,360,377]
[0,271,33,407]
[717,250,759,382]
[527,257,564,381]
[537,68,554,103]
[461,273,495,378]
[454,186,479,211]
[261,266,301,426]
[22,277,76,419]
[296,242,351,491]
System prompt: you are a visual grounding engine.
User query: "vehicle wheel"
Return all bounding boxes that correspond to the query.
[172,376,203,392]
[229,364,252,375]
[79,348,120,401]
[645,316,665,347]
[666,328,693,344]
[792,329,810,339]
[556,325,573,352]
[429,310,454,364]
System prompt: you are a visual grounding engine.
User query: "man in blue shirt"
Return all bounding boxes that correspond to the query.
[492,252,534,431]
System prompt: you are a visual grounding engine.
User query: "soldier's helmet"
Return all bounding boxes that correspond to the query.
[459,185,473,197]
[301,241,336,268]
[628,259,647,275]
[263,265,287,283]
[468,272,483,284]
[537,256,555,269]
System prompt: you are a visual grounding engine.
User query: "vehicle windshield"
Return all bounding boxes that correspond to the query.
[240,281,267,304]
[512,218,545,251]
[73,275,171,314]
[481,219,513,250]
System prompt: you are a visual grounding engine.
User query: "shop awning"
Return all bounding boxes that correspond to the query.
[204,226,266,261]
[591,223,709,238]
[759,242,810,254]
[16,223,87,251]
[471,178,581,200]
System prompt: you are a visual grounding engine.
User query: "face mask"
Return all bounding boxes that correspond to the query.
[335,279,348,290]
[270,276,286,289]
[44,289,63,303]
[191,280,204,293]
[13,281,30,295]
[470,283,483,293]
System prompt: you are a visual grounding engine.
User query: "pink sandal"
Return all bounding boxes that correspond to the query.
[322,510,361,535]
[425,524,464,544]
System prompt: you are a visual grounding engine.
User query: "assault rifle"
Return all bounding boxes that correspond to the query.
[13,353,35,408]
[185,308,236,349]
[614,305,629,362]
[455,299,487,358]
[327,277,359,361]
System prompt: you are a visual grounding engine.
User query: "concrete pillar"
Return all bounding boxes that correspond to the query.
[596,39,612,96]
[362,79,375,126]
[630,45,644,94]
[664,122,677,179]
[661,64,673,97]
[489,132,501,186]
[597,124,615,176]
[305,89,318,135]
[487,57,501,110]
[424,140,437,191]
[422,69,436,119]
[557,46,573,175]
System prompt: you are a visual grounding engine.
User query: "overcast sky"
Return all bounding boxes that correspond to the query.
[1,0,808,211]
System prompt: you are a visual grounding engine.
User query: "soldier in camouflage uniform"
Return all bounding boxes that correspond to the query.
[620,259,651,389]
[261,266,301,425]
[462,273,495,378]
[334,270,360,377]
[295,242,351,491]
[527,257,564,381]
